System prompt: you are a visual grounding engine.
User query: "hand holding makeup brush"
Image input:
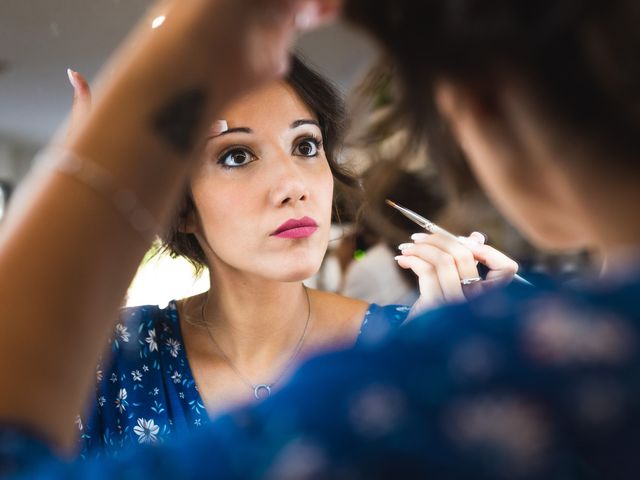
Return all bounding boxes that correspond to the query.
[396,230,519,316]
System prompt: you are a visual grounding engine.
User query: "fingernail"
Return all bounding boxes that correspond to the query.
[67,68,78,88]
[411,233,429,242]
[210,120,228,137]
[394,255,403,261]
[471,231,488,244]
[295,2,321,31]
[398,243,414,251]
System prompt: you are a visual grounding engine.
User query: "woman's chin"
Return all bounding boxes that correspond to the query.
[277,267,320,283]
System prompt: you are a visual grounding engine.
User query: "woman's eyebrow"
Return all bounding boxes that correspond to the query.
[290,119,320,129]
[207,126,252,141]
[216,127,252,136]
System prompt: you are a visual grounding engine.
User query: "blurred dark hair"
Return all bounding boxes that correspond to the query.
[159,55,359,273]
[344,0,640,169]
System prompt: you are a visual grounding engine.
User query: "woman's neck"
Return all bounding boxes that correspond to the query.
[199,272,311,369]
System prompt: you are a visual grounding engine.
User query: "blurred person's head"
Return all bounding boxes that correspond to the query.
[160,56,357,282]
[344,0,640,252]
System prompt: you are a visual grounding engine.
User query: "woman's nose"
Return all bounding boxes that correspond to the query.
[269,161,309,207]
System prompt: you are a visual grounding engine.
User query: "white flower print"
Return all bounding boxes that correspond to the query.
[171,371,182,384]
[115,388,128,414]
[145,329,158,352]
[133,418,160,444]
[178,392,185,399]
[194,418,201,427]
[166,338,181,358]
[110,373,118,383]
[114,323,130,343]
[96,366,103,382]
[152,387,159,396]
[142,364,149,372]
[98,396,106,407]
[131,370,143,382]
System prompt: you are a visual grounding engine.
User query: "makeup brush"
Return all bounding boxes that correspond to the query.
[386,199,533,286]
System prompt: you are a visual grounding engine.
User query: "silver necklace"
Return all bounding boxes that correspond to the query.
[200,287,311,400]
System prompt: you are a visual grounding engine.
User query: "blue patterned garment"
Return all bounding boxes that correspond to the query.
[78,301,410,456]
[4,272,640,478]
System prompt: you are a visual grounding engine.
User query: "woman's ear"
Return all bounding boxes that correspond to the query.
[434,78,509,155]
[434,80,477,153]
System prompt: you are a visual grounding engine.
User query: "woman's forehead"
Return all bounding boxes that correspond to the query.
[218,81,316,128]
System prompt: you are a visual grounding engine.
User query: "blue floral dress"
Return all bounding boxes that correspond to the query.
[78,301,410,456]
[5,272,640,478]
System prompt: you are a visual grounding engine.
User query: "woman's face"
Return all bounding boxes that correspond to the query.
[189,81,334,282]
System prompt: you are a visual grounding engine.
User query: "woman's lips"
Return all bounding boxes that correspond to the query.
[272,216,318,239]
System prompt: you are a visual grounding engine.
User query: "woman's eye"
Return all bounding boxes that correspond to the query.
[218,149,255,168]
[294,138,320,157]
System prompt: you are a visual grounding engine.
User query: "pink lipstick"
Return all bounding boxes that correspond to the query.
[272,216,318,239]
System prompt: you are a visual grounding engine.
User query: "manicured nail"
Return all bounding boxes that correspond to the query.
[67,68,78,89]
[472,231,488,244]
[411,233,429,242]
[394,255,403,261]
[210,120,228,136]
[398,243,414,251]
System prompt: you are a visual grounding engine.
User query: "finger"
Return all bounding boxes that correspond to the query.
[410,232,480,285]
[67,69,92,111]
[66,69,93,141]
[399,243,467,304]
[259,0,337,72]
[461,240,519,277]
[210,120,229,137]
[468,231,487,245]
[394,254,445,309]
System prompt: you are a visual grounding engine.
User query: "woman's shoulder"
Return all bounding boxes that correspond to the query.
[309,290,410,346]
[312,289,368,308]
[311,290,369,324]
[308,290,369,343]
[111,301,181,355]
[95,301,185,379]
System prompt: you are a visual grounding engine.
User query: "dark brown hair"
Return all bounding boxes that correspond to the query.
[159,55,359,273]
[344,0,640,169]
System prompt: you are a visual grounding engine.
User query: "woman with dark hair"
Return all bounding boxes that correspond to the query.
[6,0,639,477]
[73,54,517,455]
[74,56,400,454]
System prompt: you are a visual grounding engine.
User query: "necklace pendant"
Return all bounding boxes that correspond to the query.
[253,384,272,400]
